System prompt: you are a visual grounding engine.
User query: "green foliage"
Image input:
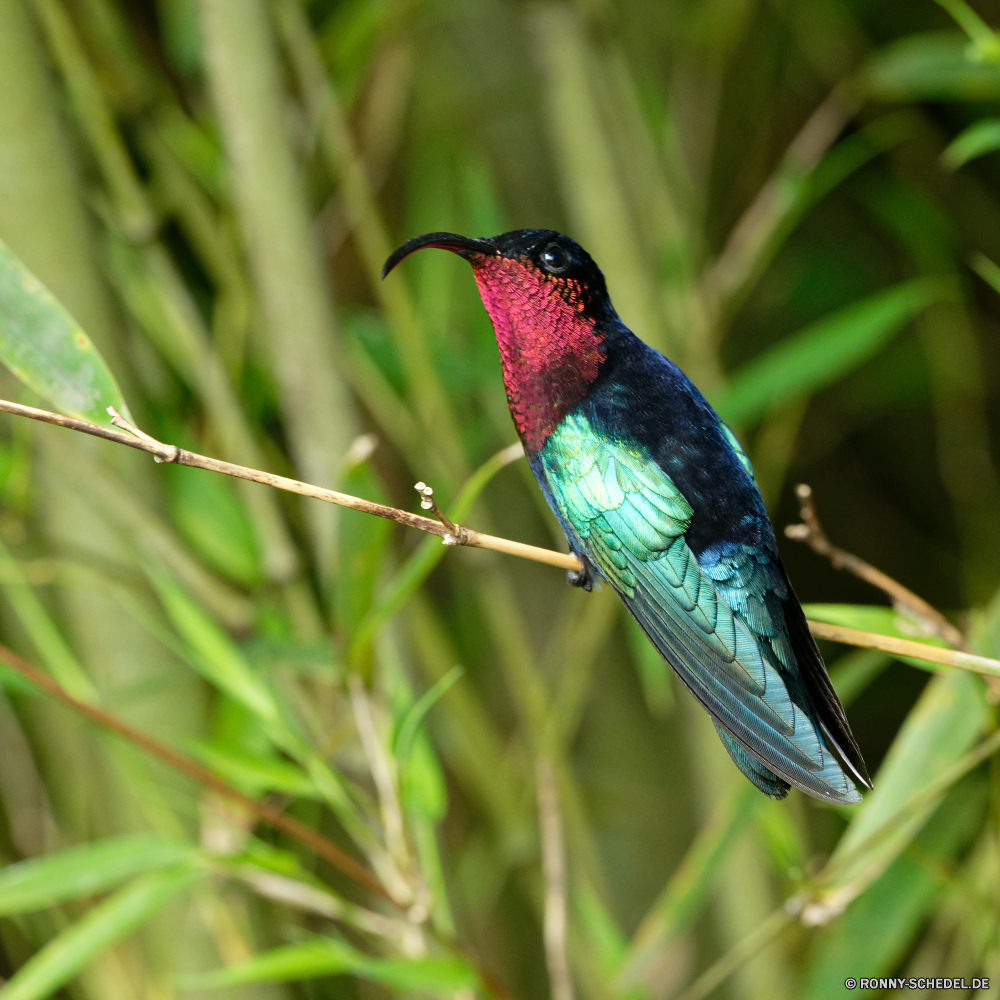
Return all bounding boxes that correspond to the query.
[805,774,988,999]
[1,865,204,1000]
[942,118,1000,169]
[864,33,1000,101]
[0,836,195,915]
[714,278,955,428]
[0,239,130,426]
[179,937,478,991]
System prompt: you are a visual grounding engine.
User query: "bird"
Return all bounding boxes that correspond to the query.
[383,230,871,805]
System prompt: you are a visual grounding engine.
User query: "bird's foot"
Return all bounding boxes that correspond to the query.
[566,555,596,592]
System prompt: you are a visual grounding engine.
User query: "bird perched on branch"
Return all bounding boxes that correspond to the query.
[383,230,870,805]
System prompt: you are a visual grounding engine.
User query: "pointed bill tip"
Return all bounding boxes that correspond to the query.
[381,232,498,279]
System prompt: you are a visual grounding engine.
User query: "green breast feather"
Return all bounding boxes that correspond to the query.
[540,411,859,805]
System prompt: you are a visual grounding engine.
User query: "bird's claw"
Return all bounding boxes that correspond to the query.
[566,556,595,592]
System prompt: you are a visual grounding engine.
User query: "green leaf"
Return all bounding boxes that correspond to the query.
[827,649,893,707]
[864,33,1000,102]
[0,835,194,916]
[165,463,261,587]
[713,279,952,427]
[348,442,523,662]
[942,118,1000,170]
[805,774,987,1000]
[969,582,1000,658]
[970,251,1000,297]
[620,784,758,987]
[144,559,281,727]
[0,238,131,426]
[178,937,478,992]
[335,463,392,638]
[818,669,989,902]
[756,799,806,878]
[394,665,462,769]
[2,864,203,1000]
[395,667,460,822]
[575,885,643,999]
[186,741,319,799]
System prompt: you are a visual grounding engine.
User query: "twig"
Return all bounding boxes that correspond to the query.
[0,398,576,570]
[537,757,574,1000]
[807,621,1000,678]
[0,642,390,901]
[0,643,519,1000]
[786,483,965,648]
[414,481,462,544]
[3,400,999,678]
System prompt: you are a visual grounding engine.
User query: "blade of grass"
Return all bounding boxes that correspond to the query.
[863,32,1000,102]
[0,835,195,915]
[804,775,987,1000]
[713,277,957,428]
[617,785,759,990]
[102,234,299,581]
[0,0,116,347]
[0,863,204,1000]
[0,534,96,702]
[941,118,1000,170]
[42,432,252,629]
[28,0,154,240]
[177,936,478,991]
[812,670,989,907]
[348,442,524,662]
[0,641,392,901]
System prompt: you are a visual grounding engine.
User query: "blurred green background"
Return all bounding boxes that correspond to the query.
[0,0,999,997]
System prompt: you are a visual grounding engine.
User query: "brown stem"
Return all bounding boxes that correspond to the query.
[0,641,520,999]
[0,642,390,901]
[786,483,966,648]
[807,621,1000,677]
[0,398,575,570]
[4,400,1000,679]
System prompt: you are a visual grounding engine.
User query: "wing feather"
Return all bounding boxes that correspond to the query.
[541,412,862,805]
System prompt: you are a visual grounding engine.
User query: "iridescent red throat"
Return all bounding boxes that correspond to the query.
[471,255,606,453]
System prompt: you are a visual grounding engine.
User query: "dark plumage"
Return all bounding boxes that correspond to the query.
[384,230,871,804]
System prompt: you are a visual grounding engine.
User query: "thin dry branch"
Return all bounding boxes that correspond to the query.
[2,399,998,679]
[0,642,389,900]
[808,621,1000,678]
[0,642,518,1000]
[0,399,575,569]
[786,483,966,648]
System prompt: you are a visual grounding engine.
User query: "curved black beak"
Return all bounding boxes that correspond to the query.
[381,232,498,279]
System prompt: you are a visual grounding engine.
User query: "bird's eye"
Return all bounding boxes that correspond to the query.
[540,244,569,274]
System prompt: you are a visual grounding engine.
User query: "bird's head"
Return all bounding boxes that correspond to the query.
[383,230,613,452]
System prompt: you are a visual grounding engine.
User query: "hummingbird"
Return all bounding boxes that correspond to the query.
[383,230,870,804]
